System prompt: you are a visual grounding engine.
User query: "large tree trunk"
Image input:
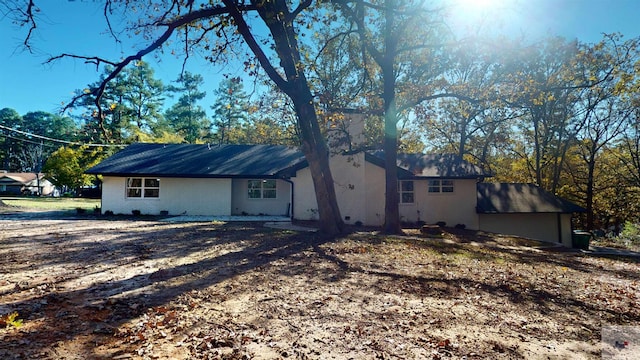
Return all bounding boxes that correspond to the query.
[383,114,401,233]
[381,0,402,234]
[248,0,345,236]
[295,97,345,236]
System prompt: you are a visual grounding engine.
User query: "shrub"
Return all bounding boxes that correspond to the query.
[620,221,640,239]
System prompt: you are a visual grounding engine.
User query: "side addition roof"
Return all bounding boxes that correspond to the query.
[476,183,586,214]
[86,143,307,178]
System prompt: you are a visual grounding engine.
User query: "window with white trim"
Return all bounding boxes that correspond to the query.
[248,179,277,199]
[398,180,414,204]
[126,178,160,198]
[428,179,454,193]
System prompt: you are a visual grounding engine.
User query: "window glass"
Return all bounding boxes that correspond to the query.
[398,180,414,203]
[144,189,160,198]
[127,188,142,198]
[145,178,160,187]
[126,178,159,198]
[428,179,454,193]
[128,178,142,187]
[442,180,454,193]
[428,180,440,193]
[401,181,414,192]
[263,180,276,189]
[401,192,414,203]
[248,180,262,198]
[248,179,277,199]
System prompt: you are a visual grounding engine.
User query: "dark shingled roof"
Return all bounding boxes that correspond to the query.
[368,152,489,178]
[477,183,586,214]
[87,143,490,180]
[86,143,307,178]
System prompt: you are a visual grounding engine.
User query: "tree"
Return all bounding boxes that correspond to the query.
[567,35,640,229]
[211,77,250,144]
[43,146,90,192]
[121,61,166,140]
[164,71,210,143]
[8,0,345,235]
[0,108,23,170]
[417,38,519,171]
[335,0,461,233]
[72,63,165,143]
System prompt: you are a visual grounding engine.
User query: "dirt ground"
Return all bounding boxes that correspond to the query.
[0,209,639,359]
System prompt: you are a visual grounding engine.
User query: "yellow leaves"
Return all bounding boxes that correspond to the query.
[109,103,118,110]
[83,88,91,94]
[0,312,23,328]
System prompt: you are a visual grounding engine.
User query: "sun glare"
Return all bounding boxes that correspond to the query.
[448,0,516,37]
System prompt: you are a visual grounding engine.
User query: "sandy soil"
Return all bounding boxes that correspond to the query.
[0,210,639,359]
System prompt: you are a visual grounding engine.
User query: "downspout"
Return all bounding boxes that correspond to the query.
[283,178,294,220]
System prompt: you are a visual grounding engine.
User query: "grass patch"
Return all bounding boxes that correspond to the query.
[0,197,100,212]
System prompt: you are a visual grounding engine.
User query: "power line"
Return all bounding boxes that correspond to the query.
[0,124,126,148]
[0,133,60,148]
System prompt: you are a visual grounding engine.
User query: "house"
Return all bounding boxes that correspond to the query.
[0,171,56,196]
[86,115,585,247]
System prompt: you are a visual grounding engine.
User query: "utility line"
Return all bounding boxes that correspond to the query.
[0,133,60,148]
[0,124,126,147]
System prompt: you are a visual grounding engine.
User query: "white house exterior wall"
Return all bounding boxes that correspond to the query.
[559,213,574,247]
[410,179,480,229]
[363,160,385,226]
[331,153,368,224]
[292,153,370,224]
[101,176,232,216]
[231,179,292,216]
[290,166,318,221]
[292,155,481,228]
[478,213,562,243]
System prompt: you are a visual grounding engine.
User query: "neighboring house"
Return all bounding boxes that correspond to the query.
[0,172,56,196]
[86,143,584,247]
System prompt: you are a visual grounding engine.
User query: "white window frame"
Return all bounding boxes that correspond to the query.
[398,180,414,204]
[428,179,454,193]
[248,179,277,199]
[126,178,160,198]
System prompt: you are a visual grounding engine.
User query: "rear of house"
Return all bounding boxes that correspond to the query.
[87,142,585,247]
[87,143,303,217]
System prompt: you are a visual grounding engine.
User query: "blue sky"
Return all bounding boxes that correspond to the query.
[1,0,639,117]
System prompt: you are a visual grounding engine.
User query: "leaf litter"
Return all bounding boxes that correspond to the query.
[0,216,638,359]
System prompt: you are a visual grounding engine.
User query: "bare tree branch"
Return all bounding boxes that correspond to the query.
[17,0,38,52]
[289,0,313,21]
[103,0,121,44]
[222,0,291,94]
[56,6,238,139]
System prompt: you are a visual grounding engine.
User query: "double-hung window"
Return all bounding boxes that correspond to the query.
[428,179,454,193]
[248,179,277,199]
[398,180,414,204]
[126,178,160,198]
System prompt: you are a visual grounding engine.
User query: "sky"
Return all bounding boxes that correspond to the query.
[1,0,639,117]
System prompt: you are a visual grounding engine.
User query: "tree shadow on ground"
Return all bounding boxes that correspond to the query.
[1,218,638,359]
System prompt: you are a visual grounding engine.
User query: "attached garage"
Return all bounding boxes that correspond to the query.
[477,183,585,247]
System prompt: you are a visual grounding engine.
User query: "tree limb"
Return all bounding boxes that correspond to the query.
[222,0,291,94]
[290,0,314,21]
